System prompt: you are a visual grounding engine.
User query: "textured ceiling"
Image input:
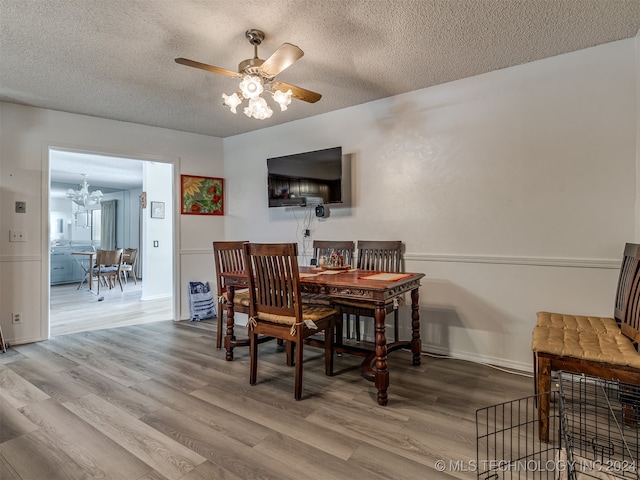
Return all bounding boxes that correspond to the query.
[1,0,639,139]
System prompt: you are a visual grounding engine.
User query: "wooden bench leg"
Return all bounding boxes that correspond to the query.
[537,355,551,443]
[533,352,538,397]
[621,385,639,426]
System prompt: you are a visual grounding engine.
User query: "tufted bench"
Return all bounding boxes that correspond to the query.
[531,243,640,442]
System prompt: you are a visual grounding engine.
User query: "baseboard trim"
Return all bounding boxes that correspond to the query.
[2,334,48,346]
[422,344,531,373]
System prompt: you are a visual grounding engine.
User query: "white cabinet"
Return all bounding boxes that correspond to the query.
[50,249,73,284]
[50,246,94,285]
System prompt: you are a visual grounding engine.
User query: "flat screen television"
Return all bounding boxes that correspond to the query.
[267,146,346,208]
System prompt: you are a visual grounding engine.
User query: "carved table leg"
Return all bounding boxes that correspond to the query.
[225,286,236,361]
[411,288,421,366]
[375,303,389,405]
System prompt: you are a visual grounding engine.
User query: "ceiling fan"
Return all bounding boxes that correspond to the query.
[175,29,321,119]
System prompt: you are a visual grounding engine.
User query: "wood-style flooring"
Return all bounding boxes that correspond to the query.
[0,317,535,480]
[50,280,173,336]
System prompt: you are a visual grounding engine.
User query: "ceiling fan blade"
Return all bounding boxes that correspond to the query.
[260,43,304,77]
[272,81,322,103]
[175,58,240,78]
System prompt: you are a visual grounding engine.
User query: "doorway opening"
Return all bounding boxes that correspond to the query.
[48,149,175,336]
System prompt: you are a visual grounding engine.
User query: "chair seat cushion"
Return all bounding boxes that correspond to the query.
[531,325,640,368]
[93,266,118,274]
[222,290,251,307]
[257,305,338,326]
[535,311,619,334]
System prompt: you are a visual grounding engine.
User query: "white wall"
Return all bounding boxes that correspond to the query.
[0,38,637,371]
[0,104,225,344]
[141,162,173,301]
[224,39,639,370]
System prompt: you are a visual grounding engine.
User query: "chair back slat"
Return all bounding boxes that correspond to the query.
[627,271,640,336]
[244,242,302,320]
[618,243,640,342]
[312,240,355,266]
[356,240,403,272]
[213,241,248,296]
[615,243,640,322]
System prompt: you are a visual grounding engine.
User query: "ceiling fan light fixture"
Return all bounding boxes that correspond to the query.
[222,92,243,113]
[239,75,263,99]
[177,29,321,121]
[273,89,292,111]
[244,96,273,120]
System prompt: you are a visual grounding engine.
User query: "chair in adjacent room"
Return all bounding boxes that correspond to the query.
[304,240,355,305]
[308,240,355,342]
[336,240,404,342]
[213,241,252,350]
[243,242,337,400]
[92,248,124,295]
[311,240,355,268]
[120,248,138,285]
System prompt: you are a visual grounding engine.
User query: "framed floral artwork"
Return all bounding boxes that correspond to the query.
[180,175,224,215]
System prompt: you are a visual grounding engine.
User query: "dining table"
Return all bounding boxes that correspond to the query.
[220,266,425,406]
[70,251,95,292]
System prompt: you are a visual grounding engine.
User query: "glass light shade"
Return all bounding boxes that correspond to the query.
[238,75,263,99]
[243,96,273,120]
[66,177,103,209]
[222,92,242,113]
[273,89,292,111]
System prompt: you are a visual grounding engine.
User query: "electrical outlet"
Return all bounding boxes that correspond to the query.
[9,230,26,242]
[303,229,310,237]
[12,312,22,324]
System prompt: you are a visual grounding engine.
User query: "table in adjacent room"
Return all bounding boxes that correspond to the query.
[71,251,95,292]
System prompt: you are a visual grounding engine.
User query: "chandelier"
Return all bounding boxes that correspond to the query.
[66,174,103,210]
[222,76,292,120]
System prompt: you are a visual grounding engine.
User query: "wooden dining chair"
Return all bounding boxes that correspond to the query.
[119,248,138,285]
[92,249,124,295]
[312,240,355,267]
[308,240,355,341]
[212,241,251,349]
[304,240,355,303]
[336,240,404,342]
[243,242,337,400]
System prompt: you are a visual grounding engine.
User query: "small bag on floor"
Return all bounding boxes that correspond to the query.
[188,281,216,321]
